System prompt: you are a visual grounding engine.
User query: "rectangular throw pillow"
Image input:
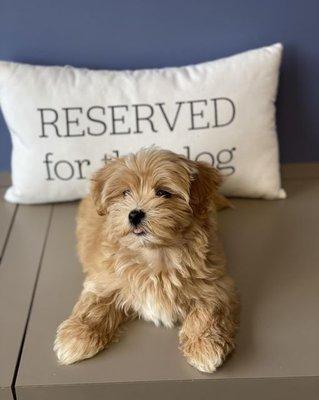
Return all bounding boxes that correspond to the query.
[0,43,286,204]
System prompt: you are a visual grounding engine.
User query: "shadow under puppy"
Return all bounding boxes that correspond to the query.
[54,148,239,373]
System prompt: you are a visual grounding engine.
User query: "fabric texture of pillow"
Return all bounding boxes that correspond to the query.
[0,43,286,204]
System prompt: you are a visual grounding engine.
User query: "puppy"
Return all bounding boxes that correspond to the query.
[54,148,239,372]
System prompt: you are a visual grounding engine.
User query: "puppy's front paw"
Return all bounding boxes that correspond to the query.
[180,336,232,373]
[54,318,104,365]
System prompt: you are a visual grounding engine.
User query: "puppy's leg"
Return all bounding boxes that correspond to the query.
[179,276,239,373]
[54,288,129,365]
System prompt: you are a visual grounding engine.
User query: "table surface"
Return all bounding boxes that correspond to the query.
[0,165,319,399]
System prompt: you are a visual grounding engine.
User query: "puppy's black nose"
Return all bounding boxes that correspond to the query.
[129,209,145,226]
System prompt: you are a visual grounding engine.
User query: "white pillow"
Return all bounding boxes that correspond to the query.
[0,43,286,204]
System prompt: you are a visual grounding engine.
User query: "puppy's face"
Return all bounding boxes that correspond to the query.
[91,149,221,248]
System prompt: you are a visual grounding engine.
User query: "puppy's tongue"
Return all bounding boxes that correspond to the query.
[133,227,144,234]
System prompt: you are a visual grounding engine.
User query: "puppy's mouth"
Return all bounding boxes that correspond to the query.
[132,227,146,236]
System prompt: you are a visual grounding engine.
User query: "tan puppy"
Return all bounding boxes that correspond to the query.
[54,148,239,372]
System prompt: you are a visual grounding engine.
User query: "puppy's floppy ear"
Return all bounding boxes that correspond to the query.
[90,167,109,216]
[90,159,120,216]
[186,159,232,217]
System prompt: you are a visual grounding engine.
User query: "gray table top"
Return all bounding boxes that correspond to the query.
[1,166,319,399]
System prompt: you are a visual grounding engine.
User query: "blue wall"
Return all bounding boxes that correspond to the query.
[1,0,319,171]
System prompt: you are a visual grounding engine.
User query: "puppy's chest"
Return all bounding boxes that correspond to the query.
[130,283,178,328]
[127,249,183,328]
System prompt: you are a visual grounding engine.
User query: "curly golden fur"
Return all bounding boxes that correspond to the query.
[54,148,239,372]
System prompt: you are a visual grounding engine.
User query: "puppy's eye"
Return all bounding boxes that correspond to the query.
[123,189,131,197]
[155,189,172,198]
